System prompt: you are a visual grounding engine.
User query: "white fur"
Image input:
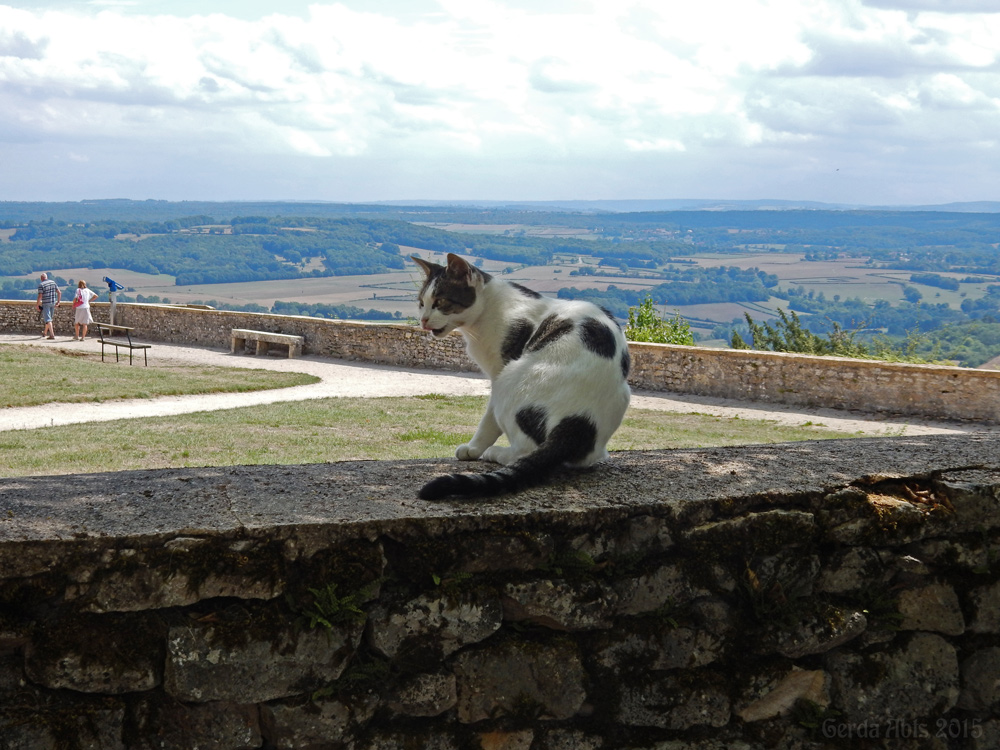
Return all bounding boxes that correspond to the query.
[418,257,630,468]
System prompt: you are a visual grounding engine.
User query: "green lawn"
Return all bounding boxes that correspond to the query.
[0,342,857,478]
[0,392,853,478]
[0,344,318,408]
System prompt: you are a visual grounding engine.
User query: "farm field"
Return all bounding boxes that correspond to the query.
[417,222,598,240]
[5,246,999,341]
[16,263,425,314]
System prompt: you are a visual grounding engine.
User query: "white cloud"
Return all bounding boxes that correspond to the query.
[0,0,999,203]
[625,137,686,153]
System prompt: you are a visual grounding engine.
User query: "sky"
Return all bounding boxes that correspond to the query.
[1,0,999,205]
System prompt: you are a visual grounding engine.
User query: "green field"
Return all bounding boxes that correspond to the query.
[5,232,999,359]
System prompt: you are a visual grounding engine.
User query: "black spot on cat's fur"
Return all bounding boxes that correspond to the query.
[620,348,631,379]
[502,319,534,363]
[515,405,548,446]
[580,318,617,359]
[433,276,478,313]
[511,283,542,299]
[556,414,598,462]
[526,314,574,353]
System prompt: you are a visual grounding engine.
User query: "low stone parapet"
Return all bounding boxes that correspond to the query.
[1,435,999,748]
[3,299,998,424]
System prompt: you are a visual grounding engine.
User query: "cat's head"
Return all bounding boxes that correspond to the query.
[412,253,489,337]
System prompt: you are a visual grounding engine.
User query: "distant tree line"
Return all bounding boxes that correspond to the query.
[557,266,778,318]
[910,273,961,291]
[0,215,692,285]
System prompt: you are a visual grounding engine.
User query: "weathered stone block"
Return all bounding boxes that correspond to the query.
[502,579,617,631]
[164,620,361,703]
[827,632,959,725]
[539,728,604,750]
[0,650,24,701]
[130,699,261,750]
[360,730,461,750]
[958,647,1000,713]
[73,538,285,613]
[816,547,887,595]
[453,639,586,723]
[596,625,725,672]
[569,514,674,562]
[684,510,817,558]
[935,469,1000,532]
[911,537,997,574]
[968,579,1000,633]
[454,533,555,573]
[896,582,965,635]
[476,729,534,750]
[384,672,457,717]
[368,591,502,658]
[736,667,829,723]
[613,563,694,616]
[25,614,162,694]
[0,704,126,750]
[971,719,1000,750]
[763,607,868,659]
[820,487,937,546]
[616,670,730,730]
[266,695,378,749]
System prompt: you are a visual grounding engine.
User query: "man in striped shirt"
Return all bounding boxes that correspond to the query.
[36,272,62,339]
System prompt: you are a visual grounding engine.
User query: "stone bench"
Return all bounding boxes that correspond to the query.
[230,328,304,358]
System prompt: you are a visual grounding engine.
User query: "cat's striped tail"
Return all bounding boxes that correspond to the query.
[418,415,597,500]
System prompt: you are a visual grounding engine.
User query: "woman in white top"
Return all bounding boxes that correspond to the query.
[73,280,99,340]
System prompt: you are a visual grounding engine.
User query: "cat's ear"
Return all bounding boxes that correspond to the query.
[446,253,475,281]
[411,256,438,278]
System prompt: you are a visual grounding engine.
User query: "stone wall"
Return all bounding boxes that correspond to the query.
[0,300,470,371]
[1,435,999,749]
[2,299,999,424]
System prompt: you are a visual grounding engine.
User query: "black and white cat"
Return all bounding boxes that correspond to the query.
[413,253,631,500]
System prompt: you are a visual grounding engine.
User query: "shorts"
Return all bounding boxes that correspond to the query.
[41,303,55,323]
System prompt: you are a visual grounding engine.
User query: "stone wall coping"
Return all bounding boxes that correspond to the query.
[3,434,998,547]
[629,338,1000,378]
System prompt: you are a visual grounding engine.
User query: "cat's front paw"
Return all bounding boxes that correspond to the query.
[455,444,484,461]
[482,446,517,465]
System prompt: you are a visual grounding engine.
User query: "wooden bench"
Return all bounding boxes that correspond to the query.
[231,329,304,358]
[94,323,152,366]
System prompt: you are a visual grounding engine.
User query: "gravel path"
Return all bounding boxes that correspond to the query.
[1,333,990,437]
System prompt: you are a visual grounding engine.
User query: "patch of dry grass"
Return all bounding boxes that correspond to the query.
[0,394,852,478]
[0,344,318,408]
